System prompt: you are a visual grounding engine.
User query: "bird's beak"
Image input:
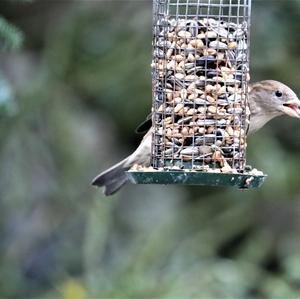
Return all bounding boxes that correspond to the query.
[282,98,300,118]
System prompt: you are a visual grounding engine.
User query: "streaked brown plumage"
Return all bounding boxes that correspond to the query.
[92,80,300,196]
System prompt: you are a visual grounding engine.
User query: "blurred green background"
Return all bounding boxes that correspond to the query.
[0,0,300,298]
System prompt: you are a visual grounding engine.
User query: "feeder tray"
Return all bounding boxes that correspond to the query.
[127,169,266,189]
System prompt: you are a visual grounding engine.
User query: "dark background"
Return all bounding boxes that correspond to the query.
[0,0,300,298]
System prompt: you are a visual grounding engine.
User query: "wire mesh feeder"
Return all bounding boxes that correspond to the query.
[127,0,266,189]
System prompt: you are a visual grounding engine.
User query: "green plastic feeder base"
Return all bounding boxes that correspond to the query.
[126,169,267,189]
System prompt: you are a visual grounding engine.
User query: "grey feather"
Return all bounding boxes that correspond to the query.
[92,130,152,196]
[91,158,130,196]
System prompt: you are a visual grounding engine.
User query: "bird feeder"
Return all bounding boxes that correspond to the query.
[127,0,266,189]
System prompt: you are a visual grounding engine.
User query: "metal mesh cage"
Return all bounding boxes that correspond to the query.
[151,0,251,173]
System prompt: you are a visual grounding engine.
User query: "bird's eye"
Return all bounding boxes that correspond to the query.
[275,90,283,97]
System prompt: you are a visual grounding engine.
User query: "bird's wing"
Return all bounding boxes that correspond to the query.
[135,113,153,134]
[126,129,152,167]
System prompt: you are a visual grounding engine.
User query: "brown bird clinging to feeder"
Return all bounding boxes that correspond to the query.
[92,80,300,196]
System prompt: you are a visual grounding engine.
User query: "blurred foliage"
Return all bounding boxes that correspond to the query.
[0,0,31,50]
[0,0,25,120]
[0,0,300,298]
[0,16,23,50]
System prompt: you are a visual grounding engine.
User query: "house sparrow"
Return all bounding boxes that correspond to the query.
[92,80,300,196]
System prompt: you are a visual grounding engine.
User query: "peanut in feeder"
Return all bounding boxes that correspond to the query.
[127,0,266,188]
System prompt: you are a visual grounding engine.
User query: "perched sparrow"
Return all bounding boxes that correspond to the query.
[92,80,300,196]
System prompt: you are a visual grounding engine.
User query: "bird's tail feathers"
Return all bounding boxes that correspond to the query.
[91,158,130,196]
